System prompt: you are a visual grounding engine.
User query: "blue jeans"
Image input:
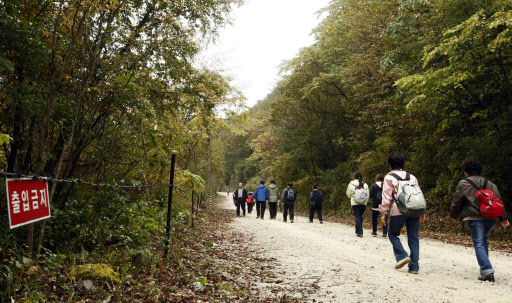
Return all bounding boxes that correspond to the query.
[372,210,388,236]
[468,219,497,275]
[352,205,366,235]
[388,215,420,271]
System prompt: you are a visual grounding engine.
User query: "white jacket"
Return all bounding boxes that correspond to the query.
[346,179,370,206]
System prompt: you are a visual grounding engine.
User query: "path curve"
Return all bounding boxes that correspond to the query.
[219,193,512,302]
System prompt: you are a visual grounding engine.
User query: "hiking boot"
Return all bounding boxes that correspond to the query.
[371,232,377,237]
[261,217,264,220]
[290,220,294,223]
[478,273,495,282]
[309,221,313,223]
[395,257,411,269]
[407,270,418,274]
[320,221,323,224]
[356,234,363,238]
[283,219,287,222]
[382,235,387,238]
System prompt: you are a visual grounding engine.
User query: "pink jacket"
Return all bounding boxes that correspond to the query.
[379,170,420,216]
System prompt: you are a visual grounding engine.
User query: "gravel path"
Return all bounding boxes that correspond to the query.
[219,193,512,302]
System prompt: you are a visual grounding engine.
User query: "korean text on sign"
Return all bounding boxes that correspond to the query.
[6,178,50,229]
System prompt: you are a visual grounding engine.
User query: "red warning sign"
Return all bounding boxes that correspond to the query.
[5,178,51,228]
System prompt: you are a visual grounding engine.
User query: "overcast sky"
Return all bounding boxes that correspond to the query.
[202,0,331,107]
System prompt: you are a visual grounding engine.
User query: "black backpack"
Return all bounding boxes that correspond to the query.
[313,190,323,204]
[286,188,296,201]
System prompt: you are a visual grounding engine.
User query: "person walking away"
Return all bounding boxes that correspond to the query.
[235,183,248,217]
[451,158,509,282]
[253,180,269,219]
[309,185,323,223]
[370,174,387,237]
[267,180,281,219]
[380,152,426,274]
[227,188,230,196]
[346,171,369,237]
[282,183,297,223]
[247,192,254,214]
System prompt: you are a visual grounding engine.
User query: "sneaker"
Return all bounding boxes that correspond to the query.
[309,221,313,223]
[478,273,495,282]
[290,220,294,223]
[261,217,264,220]
[283,220,287,222]
[407,270,418,274]
[371,232,377,237]
[356,234,363,238]
[395,257,411,269]
[382,235,387,238]
[320,221,323,224]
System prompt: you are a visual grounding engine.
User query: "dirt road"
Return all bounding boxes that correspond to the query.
[219,193,512,302]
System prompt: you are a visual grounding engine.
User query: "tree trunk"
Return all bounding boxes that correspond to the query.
[206,136,212,196]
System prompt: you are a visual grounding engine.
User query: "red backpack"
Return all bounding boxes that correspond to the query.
[465,178,504,219]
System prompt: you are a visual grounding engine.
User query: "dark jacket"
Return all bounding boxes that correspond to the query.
[234,188,248,202]
[253,184,269,202]
[310,189,323,206]
[369,182,383,209]
[451,175,506,221]
[281,187,297,206]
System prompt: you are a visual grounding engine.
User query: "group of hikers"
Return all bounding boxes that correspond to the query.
[228,152,510,282]
[231,180,319,223]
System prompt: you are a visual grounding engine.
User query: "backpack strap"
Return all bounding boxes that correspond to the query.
[389,173,402,181]
[483,179,488,190]
[465,178,481,190]
[389,172,411,181]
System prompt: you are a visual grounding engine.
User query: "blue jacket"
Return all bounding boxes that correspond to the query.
[253,184,269,202]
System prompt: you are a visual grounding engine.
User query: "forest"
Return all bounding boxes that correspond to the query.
[1,0,512,301]
[224,0,512,231]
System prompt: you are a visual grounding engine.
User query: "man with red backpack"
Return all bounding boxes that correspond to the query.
[451,158,509,282]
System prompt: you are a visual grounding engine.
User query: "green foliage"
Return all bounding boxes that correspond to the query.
[227,0,512,222]
[0,0,242,300]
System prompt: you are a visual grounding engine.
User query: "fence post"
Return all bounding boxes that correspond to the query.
[163,154,176,259]
[191,189,195,228]
[196,194,200,214]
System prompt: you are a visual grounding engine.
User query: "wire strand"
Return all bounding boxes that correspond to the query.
[0,171,189,191]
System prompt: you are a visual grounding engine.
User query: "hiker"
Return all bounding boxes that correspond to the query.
[380,152,426,274]
[227,188,230,196]
[247,192,254,214]
[253,180,269,219]
[370,174,387,237]
[234,183,248,217]
[309,185,323,223]
[267,180,281,219]
[346,171,369,237]
[281,183,297,223]
[450,158,510,282]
